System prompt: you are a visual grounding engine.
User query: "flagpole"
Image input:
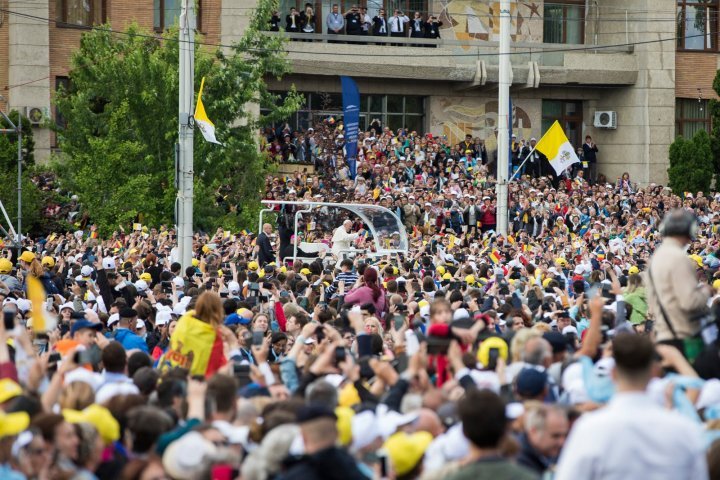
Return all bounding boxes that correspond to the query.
[508,144,538,183]
[496,0,511,236]
[177,0,195,270]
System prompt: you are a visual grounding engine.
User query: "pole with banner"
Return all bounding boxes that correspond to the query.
[341,76,360,179]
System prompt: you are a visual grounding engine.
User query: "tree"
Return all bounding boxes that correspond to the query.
[668,130,714,194]
[0,111,48,236]
[54,0,302,233]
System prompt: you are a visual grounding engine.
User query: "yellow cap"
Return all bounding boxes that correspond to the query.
[689,254,703,268]
[555,258,567,267]
[41,256,56,268]
[713,279,720,290]
[63,404,120,444]
[384,431,434,476]
[139,272,152,282]
[542,277,553,288]
[0,410,29,439]
[418,300,429,308]
[300,268,312,275]
[18,251,35,263]
[442,272,452,280]
[128,248,138,255]
[628,266,639,275]
[477,336,509,367]
[0,379,22,404]
[248,261,259,271]
[0,258,11,274]
[338,383,361,408]
[465,274,475,285]
[202,245,211,254]
[191,258,199,267]
[258,270,265,279]
[436,265,446,275]
[335,406,355,447]
[392,267,399,275]
[280,266,287,273]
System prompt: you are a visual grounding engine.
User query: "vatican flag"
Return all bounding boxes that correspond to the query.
[535,121,579,175]
[194,77,221,145]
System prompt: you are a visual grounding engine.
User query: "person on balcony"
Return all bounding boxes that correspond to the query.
[286,7,301,33]
[424,15,442,40]
[326,4,344,37]
[372,9,388,36]
[300,3,315,34]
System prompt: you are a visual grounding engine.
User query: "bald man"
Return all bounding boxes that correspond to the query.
[257,223,276,266]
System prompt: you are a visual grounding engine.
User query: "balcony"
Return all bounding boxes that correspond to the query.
[265,32,638,87]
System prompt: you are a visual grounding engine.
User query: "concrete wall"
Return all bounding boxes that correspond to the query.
[9,0,51,161]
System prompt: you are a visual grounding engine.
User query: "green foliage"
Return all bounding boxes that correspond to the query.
[54,0,302,234]
[0,111,50,235]
[668,130,714,194]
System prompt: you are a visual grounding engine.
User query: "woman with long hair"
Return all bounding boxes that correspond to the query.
[345,267,386,315]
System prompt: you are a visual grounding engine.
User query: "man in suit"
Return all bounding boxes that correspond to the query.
[424,15,442,40]
[286,7,301,33]
[523,137,547,178]
[372,8,388,36]
[257,223,276,266]
[583,135,599,184]
[409,11,425,40]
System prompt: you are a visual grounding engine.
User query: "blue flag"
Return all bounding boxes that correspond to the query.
[341,76,360,179]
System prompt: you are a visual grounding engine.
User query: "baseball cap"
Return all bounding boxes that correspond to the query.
[135,280,149,292]
[516,368,548,398]
[41,256,55,267]
[139,272,152,282]
[135,319,146,330]
[18,251,35,263]
[102,257,116,270]
[0,379,22,404]
[80,265,93,277]
[107,313,120,328]
[70,320,102,336]
[0,258,11,274]
[0,410,29,439]
[62,404,120,444]
[384,431,433,476]
[155,308,172,326]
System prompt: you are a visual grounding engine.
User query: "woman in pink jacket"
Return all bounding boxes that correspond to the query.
[344,267,386,316]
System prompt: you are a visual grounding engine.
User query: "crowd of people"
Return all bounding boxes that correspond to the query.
[1,118,720,479]
[268,4,443,41]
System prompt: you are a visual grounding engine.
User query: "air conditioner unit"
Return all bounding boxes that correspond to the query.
[593,111,617,129]
[24,107,47,126]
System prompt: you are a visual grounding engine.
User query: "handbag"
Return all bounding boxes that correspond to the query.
[648,266,717,362]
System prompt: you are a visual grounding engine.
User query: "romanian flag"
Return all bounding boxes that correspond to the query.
[27,276,47,332]
[240,229,252,236]
[507,235,516,245]
[90,231,98,239]
[195,77,222,145]
[159,311,227,378]
[113,240,123,250]
[535,121,580,175]
[489,249,501,265]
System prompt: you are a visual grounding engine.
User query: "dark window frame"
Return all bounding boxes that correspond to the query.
[677,0,718,51]
[154,0,203,33]
[543,1,585,45]
[541,99,583,148]
[675,98,711,137]
[56,0,106,28]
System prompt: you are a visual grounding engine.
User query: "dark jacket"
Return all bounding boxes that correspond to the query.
[516,433,552,475]
[345,12,362,34]
[583,142,598,163]
[372,16,388,35]
[257,232,275,266]
[424,20,442,38]
[279,447,367,480]
[409,17,425,37]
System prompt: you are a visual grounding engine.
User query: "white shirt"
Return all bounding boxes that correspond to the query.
[555,392,708,480]
[389,15,409,33]
[331,225,359,257]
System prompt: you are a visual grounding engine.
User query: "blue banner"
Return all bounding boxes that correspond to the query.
[341,76,360,179]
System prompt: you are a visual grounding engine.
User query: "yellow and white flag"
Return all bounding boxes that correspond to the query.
[194,77,221,145]
[535,121,579,175]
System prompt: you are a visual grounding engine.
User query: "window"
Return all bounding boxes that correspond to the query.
[55,77,70,132]
[155,0,201,31]
[677,0,718,50]
[543,1,584,44]
[57,0,105,26]
[261,92,425,133]
[541,100,583,148]
[676,98,711,137]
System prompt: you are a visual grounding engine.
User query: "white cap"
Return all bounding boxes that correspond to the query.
[60,302,74,312]
[15,299,31,312]
[155,308,172,326]
[102,257,116,270]
[135,280,148,292]
[107,313,120,327]
[81,265,93,277]
[135,319,146,330]
[228,281,240,294]
[351,410,381,451]
[172,303,186,316]
[562,325,578,336]
[173,277,185,288]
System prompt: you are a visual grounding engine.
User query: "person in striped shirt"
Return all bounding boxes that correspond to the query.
[325,259,359,298]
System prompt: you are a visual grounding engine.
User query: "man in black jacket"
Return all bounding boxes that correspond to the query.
[286,7,301,32]
[516,405,569,475]
[257,223,276,266]
[424,15,442,40]
[345,5,362,35]
[279,406,367,480]
[372,9,388,36]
